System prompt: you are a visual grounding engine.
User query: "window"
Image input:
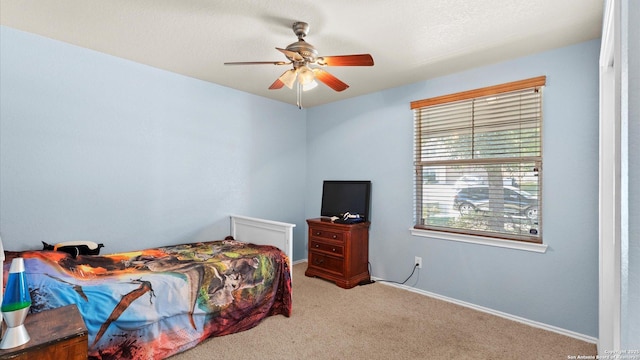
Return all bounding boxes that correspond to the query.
[411,76,545,243]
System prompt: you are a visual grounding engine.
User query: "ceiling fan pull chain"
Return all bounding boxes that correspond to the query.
[297,82,303,109]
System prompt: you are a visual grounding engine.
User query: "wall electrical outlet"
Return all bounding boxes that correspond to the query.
[415,256,423,269]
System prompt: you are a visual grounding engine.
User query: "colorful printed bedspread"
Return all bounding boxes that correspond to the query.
[3,239,292,359]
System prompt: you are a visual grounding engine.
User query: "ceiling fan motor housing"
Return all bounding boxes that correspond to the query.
[286,40,318,63]
[287,22,317,63]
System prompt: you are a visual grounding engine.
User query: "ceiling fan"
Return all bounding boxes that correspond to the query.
[224,21,374,108]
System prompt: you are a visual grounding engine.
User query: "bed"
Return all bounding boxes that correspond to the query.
[0,215,295,359]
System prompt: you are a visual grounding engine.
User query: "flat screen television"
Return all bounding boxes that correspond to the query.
[320,180,371,222]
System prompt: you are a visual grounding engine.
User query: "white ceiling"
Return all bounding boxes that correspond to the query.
[0,0,604,108]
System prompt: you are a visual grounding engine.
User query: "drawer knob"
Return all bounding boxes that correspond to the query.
[315,244,319,248]
[332,248,336,252]
[315,232,321,236]
[332,235,337,239]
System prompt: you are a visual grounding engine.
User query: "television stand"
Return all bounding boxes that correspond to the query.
[305,218,370,289]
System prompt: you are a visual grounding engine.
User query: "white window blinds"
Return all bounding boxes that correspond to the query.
[412,76,545,243]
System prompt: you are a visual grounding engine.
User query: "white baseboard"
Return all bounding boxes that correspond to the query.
[292,259,308,266]
[295,259,596,344]
[376,278,598,345]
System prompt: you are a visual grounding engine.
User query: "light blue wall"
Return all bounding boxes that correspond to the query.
[0,26,307,256]
[1,24,607,339]
[622,0,639,350]
[306,40,601,337]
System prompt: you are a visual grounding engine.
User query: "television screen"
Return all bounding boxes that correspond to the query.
[320,180,371,221]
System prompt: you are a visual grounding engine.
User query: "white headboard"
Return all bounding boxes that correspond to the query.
[229,215,295,265]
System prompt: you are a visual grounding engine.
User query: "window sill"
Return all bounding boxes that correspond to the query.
[410,228,548,253]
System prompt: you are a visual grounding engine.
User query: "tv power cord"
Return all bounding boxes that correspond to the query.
[359,261,420,286]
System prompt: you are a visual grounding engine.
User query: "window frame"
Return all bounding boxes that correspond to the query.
[410,76,547,250]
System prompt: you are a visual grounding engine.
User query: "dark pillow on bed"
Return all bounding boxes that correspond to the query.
[42,241,104,258]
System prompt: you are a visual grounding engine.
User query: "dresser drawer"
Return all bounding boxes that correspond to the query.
[309,228,344,241]
[309,240,344,256]
[308,252,344,275]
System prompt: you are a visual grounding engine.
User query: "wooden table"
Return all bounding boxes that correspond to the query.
[0,304,88,360]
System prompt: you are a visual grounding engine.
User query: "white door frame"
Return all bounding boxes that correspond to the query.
[598,0,621,353]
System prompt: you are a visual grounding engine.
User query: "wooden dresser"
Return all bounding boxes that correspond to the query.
[0,304,88,360]
[305,218,370,289]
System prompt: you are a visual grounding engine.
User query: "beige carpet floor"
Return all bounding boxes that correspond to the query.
[170,262,597,359]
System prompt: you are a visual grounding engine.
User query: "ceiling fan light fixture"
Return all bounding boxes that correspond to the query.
[279,69,297,89]
[302,80,318,91]
[296,65,315,85]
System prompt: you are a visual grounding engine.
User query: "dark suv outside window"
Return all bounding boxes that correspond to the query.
[453,185,538,220]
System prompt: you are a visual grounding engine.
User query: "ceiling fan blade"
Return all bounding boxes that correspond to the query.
[316,54,374,66]
[268,79,285,90]
[276,48,304,62]
[224,61,289,65]
[312,68,349,92]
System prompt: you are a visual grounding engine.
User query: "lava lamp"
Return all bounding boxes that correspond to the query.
[0,257,31,349]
